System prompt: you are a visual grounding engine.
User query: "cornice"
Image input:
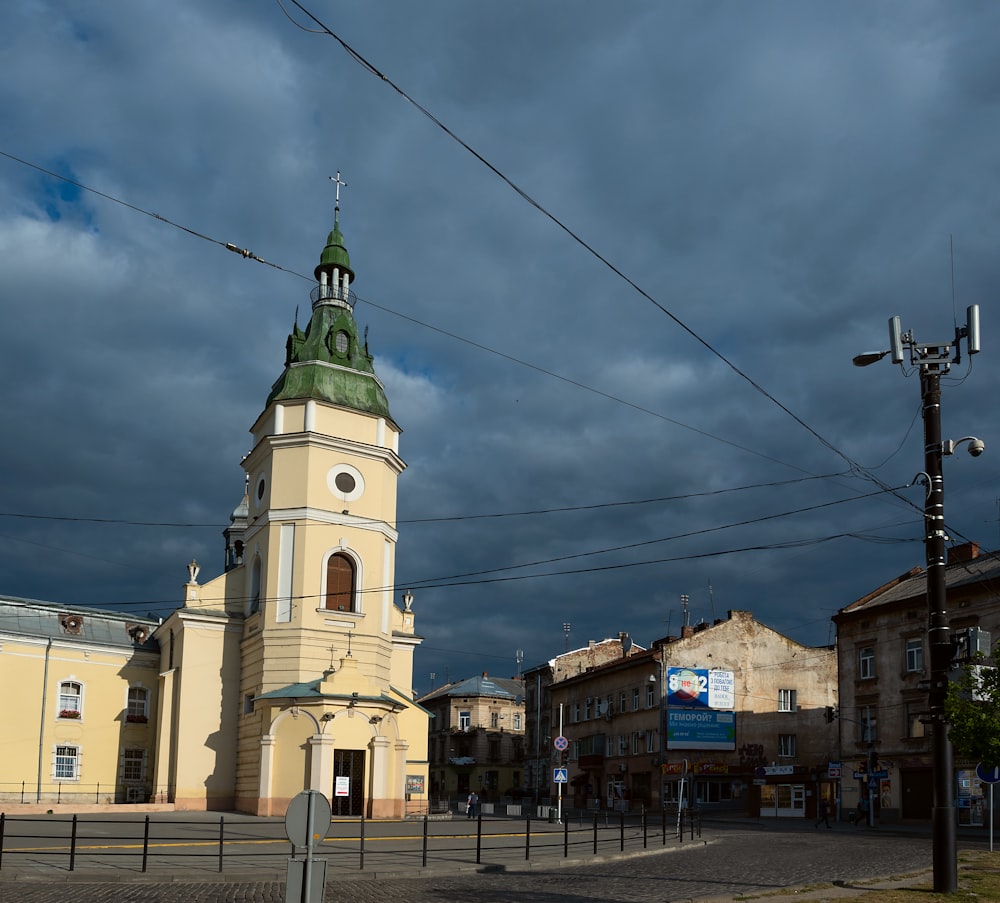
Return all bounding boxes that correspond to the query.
[244,507,399,542]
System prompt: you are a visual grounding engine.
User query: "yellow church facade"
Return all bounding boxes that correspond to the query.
[1,206,429,818]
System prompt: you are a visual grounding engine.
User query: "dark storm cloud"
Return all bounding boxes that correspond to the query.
[1,1,998,688]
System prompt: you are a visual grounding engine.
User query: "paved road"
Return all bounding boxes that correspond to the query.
[1,819,977,902]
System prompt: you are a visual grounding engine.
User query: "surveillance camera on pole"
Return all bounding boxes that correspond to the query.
[853,303,983,894]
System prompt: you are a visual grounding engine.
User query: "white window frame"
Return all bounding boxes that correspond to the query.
[58,680,83,719]
[778,734,797,758]
[646,683,655,708]
[778,689,796,713]
[646,730,657,753]
[513,713,522,731]
[905,638,923,673]
[54,745,80,781]
[632,688,640,711]
[121,749,147,783]
[859,646,875,679]
[458,710,471,730]
[619,691,627,713]
[127,686,149,721]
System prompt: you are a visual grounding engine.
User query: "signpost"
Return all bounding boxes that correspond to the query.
[554,708,565,824]
[284,790,330,903]
[976,763,1000,851]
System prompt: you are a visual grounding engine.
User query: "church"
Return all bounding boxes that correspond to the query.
[0,201,430,818]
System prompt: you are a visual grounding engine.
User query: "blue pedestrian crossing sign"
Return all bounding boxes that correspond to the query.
[976,762,1000,784]
[553,767,568,783]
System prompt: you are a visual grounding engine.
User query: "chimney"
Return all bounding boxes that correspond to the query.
[681,625,695,639]
[948,542,980,564]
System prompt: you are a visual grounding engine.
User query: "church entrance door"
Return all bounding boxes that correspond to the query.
[333,749,366,816]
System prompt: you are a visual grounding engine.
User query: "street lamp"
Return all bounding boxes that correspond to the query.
[854,305,982,893]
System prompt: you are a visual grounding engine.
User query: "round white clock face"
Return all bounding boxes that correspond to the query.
[335,330,349,354]
[327,463,364,502]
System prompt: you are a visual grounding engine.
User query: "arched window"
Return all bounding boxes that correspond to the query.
[249,555,262,615]
[325,553,356,612]
[58,681,83,719]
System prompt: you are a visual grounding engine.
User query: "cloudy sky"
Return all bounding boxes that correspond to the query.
[3,1,999,692]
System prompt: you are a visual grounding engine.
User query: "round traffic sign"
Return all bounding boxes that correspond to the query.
[284,790,332,849]
[976,762,1000,784]
[554,735,568,751]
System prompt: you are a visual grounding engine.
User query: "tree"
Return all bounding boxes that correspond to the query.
[945,652,1000,766]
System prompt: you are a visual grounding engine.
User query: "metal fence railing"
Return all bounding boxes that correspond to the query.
[0,806,700,874]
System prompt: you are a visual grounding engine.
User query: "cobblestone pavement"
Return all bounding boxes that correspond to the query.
[1,822,972,903]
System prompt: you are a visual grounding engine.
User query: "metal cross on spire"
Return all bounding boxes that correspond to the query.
[328,171,348,223]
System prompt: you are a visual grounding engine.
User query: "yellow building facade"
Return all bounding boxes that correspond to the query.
[1,207,429,818]
[0,599,161,806]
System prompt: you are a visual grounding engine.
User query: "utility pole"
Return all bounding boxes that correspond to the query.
[854,305,982,893]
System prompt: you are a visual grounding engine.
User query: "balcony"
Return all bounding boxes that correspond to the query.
[310,284,357,309]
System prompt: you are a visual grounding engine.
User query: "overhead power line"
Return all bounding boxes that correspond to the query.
[279,0,911,504]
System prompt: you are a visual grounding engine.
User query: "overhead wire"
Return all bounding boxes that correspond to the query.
[0,471,852,528]
[280,0,926,515]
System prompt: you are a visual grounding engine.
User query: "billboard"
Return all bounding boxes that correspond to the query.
[666,709,736,751]
[666,668,735,709]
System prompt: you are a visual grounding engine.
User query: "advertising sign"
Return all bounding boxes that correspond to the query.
[666,668,735,709]
[666,709,736,750]
[405,774,425,794]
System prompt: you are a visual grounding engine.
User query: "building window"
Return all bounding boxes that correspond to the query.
[570,740,579,760]
[488,739,500,761]
[778,689,796,713]
[122,749,146,783]
[490,712,499,728]
[618,734,628,755]
[513,713,522,730]
[858,711,877,744]
[584,698,592,720]
[458,710,471,730]
[646,730,657,753]
[631,732,640,755]
[859,646,875,679]
[573,703,581,723]
[632,688,640,711]
[646,683,655,708]
[58,681,83,719]
[249,555,262,614]
[905,702,926,739]
[243,694,255,715]
[905,638,923,673]
[54,745,80,780]
[778,734,797,758]
[619,691,627,713]
[325,553,356,612]
[126,687,149,723]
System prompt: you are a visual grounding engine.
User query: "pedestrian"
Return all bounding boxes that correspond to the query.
[815,798,831,829]
[467,791,479,818]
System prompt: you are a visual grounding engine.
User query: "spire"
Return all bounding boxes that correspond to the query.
[266,178,392,420]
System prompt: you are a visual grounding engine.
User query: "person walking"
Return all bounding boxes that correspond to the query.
[467,791,479,819]
[815,798,831,829]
